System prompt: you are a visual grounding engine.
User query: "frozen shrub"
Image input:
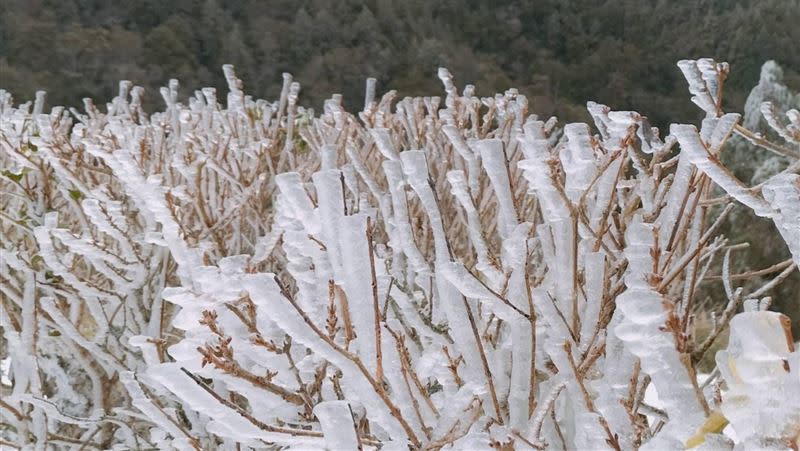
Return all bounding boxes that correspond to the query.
[1,59,798,449]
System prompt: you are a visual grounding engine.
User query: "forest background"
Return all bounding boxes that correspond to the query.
[2,0,799,130]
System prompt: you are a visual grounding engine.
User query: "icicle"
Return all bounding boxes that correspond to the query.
[614,220,705,448]
[476,139,518,238]
[715,311,798,449]
[673,124,773,216]
[314,401,361,450]
[382,159,429,273]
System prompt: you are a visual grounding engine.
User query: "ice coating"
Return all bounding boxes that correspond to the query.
[614,220,705,448]
[715,312,799,449]
[2,58,799,449]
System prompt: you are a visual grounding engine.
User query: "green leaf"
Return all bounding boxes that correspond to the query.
[426,380,443,395]
[2,167,31,183]
[2,170,23,183]
[31,255,44,270]
[68,189,82,201]
[44,270,63,284]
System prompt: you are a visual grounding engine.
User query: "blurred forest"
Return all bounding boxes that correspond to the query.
[2,0,799,130]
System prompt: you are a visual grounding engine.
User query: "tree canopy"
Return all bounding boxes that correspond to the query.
[2,0,798,129]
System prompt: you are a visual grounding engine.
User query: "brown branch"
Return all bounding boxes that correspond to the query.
[333,283,357,345]
[274,279,422,447]
[179,367,341,441]
[563,342,621,451]
[703,258,794,281]
[442,346,464,387]
[691,290,742,364]
[657,203,734,292]
[734,124,800,160]
[366,216,385,385]
[461,293,504,424]
[386,326,433,440]
[0,398,27,421]
[465,266,531,320]
[524,258,538,419]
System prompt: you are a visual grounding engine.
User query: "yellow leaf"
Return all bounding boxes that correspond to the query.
[685,410,729,449]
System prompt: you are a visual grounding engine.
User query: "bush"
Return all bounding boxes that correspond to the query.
[1,60,798,450]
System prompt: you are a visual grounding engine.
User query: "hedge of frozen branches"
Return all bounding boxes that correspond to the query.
[1,59,799,450]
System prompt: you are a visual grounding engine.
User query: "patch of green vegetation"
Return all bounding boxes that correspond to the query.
[2,167,30,183]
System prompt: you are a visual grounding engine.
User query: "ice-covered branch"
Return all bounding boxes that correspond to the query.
[2,59,798,450]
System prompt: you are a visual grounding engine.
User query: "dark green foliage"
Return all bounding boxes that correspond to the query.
[2,0,798,130]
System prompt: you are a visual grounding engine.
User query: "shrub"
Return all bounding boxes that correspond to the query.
[1,60,798,450]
